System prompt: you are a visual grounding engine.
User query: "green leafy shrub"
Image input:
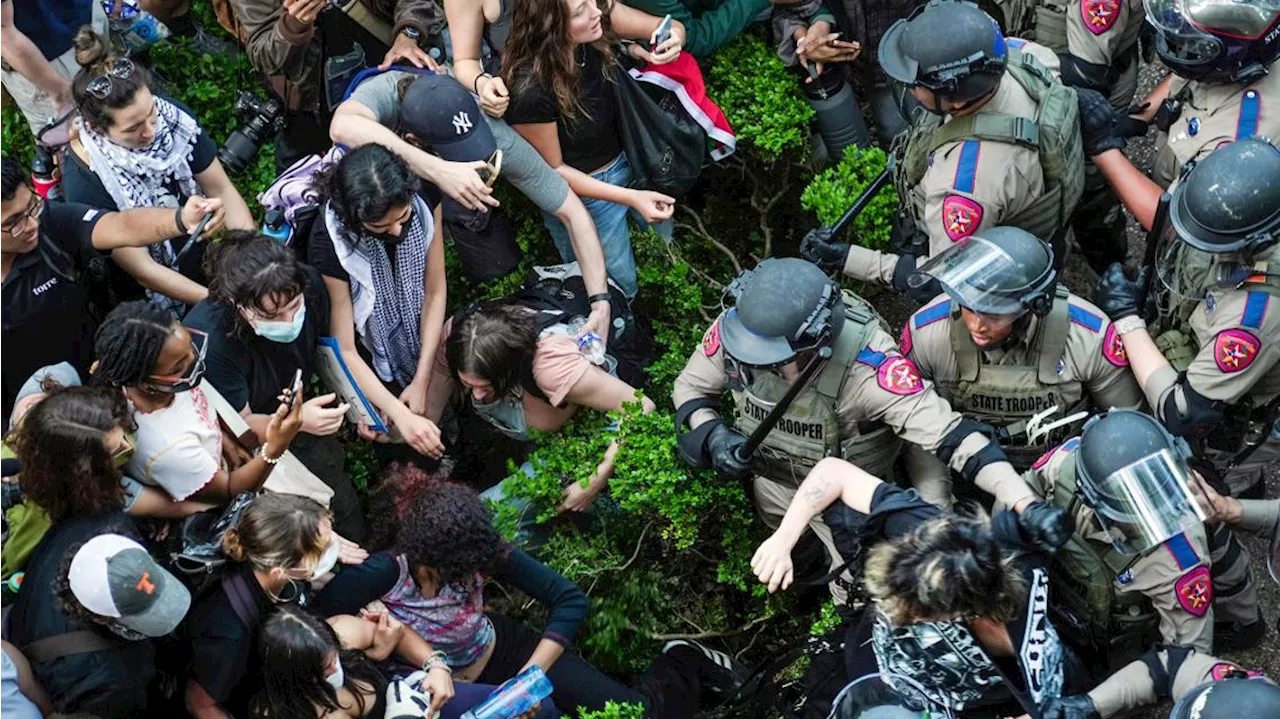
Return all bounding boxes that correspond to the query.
[800,145,898,251]
[706,34,814,162]
[578,701,647,719]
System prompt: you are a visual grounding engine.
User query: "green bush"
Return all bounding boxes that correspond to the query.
[705,34,814,162]
[578,701,647,719]
[800,145,898,251]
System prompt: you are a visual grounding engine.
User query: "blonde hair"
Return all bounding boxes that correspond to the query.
[222,494,331,574]
[862,512,1026,627]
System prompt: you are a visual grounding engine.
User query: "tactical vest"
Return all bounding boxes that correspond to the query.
[938,287,1089,469]
[894,48,1085,247]
[983,0,1143,62]
[730,294,905,486]
[1045,454,1160,670]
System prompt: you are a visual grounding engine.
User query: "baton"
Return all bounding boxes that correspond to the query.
[829,169,892,238]
[175,211,214,260]
[734,346,833,463]
[1135,192,1172,314]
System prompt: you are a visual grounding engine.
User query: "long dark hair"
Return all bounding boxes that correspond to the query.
[205,230,308,337]
[251,605,381,719]
[71,27,153,133]
[501,0,617,119]
[445,301,538,400]
[14,387,135,522]
[314,144,421,233]
[91,300,176,388]
[394,469,507,585]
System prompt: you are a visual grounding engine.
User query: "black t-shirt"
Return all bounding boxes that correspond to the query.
[8,513,158,718]
[506,45,622,173]
[307,189,443,283]
[1,201,106,420]
[61,99,217,304]
[183,265,332,413]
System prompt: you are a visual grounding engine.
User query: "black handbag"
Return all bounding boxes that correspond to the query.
[169,491,256,595]
[611,60,706,198]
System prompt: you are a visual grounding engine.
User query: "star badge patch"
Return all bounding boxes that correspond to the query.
[1213,328,1260,373]
[942,195,983,242]
[703,321,721,356]
[1083,0,1120,34]
[1175,566,1212,617]
[1102,323,1129,367]
[877,355,924,395]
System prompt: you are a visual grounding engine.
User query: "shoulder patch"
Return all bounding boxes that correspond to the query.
[953,140,980,193]
[899,323,914,355]
[1175,565,1212,617]
[1032,436,1080,470]
[1241,290,1269,329]
[1116,569,1134,585]
[856,347,887,369]
[1165,532,1201,571]
[943,195,983,242]
[1213,328,1261,373]
[1236,89,1261,140]
[913,300,954,330]
[1102,323,1129,366]
[1006,38,1028,49]
[877,355,924,395]
[1082,0,1120,34]
[1068,304,1103,333]
[703,321,721,356]
[1210,663,1258,681]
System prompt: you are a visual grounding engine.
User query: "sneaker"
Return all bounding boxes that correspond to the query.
[663,639,748,699]
[1215,614,1268,652]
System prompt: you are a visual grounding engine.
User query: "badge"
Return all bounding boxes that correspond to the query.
[1102,323,1129,367]
[942,195,983,242]
[1213,328,1261,373]
[1116,569,1133,586]
[1082,0,1120,34]
[1175,566,1212,617]
[1056,358,1066,375]
[877,355,924,395]
[1206,293,1216,313]
[703,321,721,357]
[1188,117,1201,136]
[899,323,914,355]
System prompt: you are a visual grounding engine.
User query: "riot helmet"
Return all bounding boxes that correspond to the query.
[1169,677,1280,719]
[1145,0,1280,84]
[720,258,846,369]
[879,0,1008,112]
[1075,409,1207,555]
[909,226,1057,316]
[829,673,953,719]
[1157,138,1280,303]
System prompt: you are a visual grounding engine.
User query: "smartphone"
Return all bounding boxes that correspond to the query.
[651,14,673,52]
[288,369,303,410]
[478,148,503,188]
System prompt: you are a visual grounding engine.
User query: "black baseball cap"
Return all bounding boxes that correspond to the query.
[400,74,498,163]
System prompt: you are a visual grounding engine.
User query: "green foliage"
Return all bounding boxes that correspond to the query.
[705,34,814,162]
[2,104,37,165]
[577,701,647,719]
[800,145,898,251]
[343,436,383,494]
[809,598,842,637]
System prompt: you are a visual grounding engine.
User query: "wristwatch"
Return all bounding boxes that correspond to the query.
[399,25,423,42]
[1113,315,1147,336]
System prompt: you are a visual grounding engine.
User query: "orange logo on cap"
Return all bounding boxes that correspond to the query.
[136,572,156,595]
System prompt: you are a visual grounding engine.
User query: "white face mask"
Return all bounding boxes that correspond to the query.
[325,656,345,691]
[310,538,339,581]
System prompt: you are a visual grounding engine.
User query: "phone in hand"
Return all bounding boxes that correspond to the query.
[651,14,673,52]
[288,369,303,410]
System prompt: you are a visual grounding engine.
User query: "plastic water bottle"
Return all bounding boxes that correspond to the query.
[261,208,292,245]
[566,318,606,365]
[109,1,170,53]
[459,665,553,719]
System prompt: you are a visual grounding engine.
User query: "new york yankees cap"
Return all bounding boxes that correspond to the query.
[400,74,497,163]
[68,534,191,637]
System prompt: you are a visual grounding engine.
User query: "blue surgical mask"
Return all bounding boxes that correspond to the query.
[251,300,307,344]
[325,656,345,691]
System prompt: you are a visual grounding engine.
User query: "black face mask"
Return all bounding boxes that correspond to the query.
[370,228,406,247]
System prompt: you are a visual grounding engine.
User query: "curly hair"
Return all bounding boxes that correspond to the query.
[203,230,308,338]
[365,461,457,552]
[501,0,617,120]
[445,301,538,401]
[14,387,134,522]
[392,467,507,585]
[862,512,1026,627]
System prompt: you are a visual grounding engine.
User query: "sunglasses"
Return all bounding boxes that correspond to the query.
[111,432,135,461]
[1,193,43,235]
[146,328,209,392]
[86,58,137,100]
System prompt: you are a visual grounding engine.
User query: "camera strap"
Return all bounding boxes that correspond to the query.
[331,0,394,45]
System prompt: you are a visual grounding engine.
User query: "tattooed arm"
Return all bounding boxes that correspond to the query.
[751,458,884,592]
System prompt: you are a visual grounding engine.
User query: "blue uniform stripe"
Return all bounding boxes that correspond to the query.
[1242,291,1268,329]
[1236,90,1261,140]
[913,301,953,329]
[856,348,887,368]
[953,140,980,193]
[1165,533,1199,571]
[1068,305,1103,333]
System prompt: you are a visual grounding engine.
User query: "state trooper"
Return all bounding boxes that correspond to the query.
[672,257,1049,600]
[801,0,1088,296]
[897,226,1142,505]
[1091,139,1280,500]
[1043,650,1278,719]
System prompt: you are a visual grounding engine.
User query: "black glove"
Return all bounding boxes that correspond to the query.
[1017,500,1075,553]
[890,210,927,256]
[1076,88,1127,156]
[1093,262,1149,321]
[1042,694,1099,719]
[706,423,752,480]
[1116,105,1151,138]
[799,226,851,271]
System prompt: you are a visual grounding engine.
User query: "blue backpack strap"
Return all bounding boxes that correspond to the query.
[342,65,437,103]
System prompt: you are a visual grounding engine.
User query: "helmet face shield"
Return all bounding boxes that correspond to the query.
[1078,447,1208,555]
[1147,0,1280,40]
[829,673,952,719]
[911,234,1044,316]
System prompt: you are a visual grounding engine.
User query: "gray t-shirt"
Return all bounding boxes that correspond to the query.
[346,71,570,213]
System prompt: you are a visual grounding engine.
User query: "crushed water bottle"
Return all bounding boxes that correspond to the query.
[566,317,606,365]
[105,0,170,53]
[459,665,553,719]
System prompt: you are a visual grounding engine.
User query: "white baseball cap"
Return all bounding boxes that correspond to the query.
[69,534,192,637]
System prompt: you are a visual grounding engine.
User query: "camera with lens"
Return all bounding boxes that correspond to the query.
[218,92,286,174]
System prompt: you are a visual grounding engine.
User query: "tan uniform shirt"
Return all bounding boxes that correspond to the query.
[1088,649,1257,718]
[1066,0,1143,106]
[1151,69,1280,188]
[845,41,1061,284]
[1024,439,1214,652]
[672,315,1037,508]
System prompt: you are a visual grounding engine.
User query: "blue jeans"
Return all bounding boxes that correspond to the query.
[541,152,673,298]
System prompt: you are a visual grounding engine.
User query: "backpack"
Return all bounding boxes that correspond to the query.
[901,47,1085,247]
[166,492,256,598]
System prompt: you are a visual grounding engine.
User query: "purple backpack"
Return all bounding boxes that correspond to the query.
[257,145,347,244]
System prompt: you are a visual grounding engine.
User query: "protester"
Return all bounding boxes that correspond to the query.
[0,0,107,140]
[1,640,51,719]
[1,155,224,421]
[309,144,447,460]
[616,0,766,57]
[503,0,683,298]
[64,28,255,316]
[185,231,368,541]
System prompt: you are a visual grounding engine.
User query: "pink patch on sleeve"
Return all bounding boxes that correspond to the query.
[1082,0,1120,34]
[942,195,983,242]
[876,355,924,395]
[1213,328,1261,373]
[1175,566,1212,617]
[899,323,914,356]
[1102,323,1129,367]
[703,321,721,357]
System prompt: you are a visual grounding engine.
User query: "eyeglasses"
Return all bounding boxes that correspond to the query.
[1,193,44,236]
[85,58,137,100]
